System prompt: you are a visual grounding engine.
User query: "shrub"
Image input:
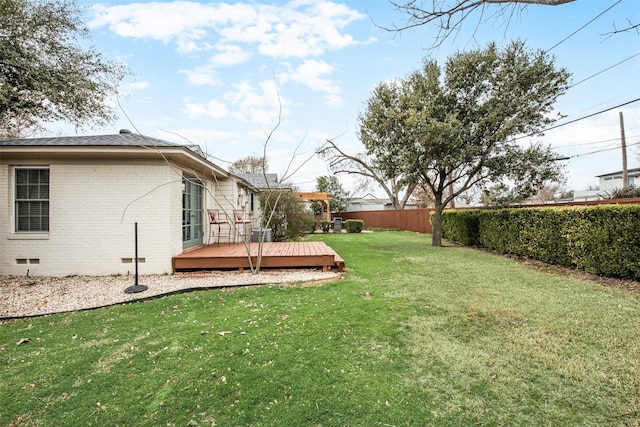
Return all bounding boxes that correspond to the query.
[441,205,640,280]
[345,219,364,233]
[258,190,316,241]
[320,220,331,233]
[441,210,480,246]
[564,205,640,278]
[611,185,640,199]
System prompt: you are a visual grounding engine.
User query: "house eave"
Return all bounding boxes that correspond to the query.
[0,145,229,178]
[596,167,640,178]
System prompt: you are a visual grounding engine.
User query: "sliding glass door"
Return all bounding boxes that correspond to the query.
[182,175,204,249]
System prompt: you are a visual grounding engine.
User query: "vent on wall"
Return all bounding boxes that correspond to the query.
[121,258,146,263]
[16,259,40,264]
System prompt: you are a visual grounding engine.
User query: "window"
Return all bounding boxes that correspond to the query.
[15,168,49,232]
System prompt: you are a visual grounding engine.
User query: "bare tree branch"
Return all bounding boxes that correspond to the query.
[317,138,417,209]
[604,18,640,36]
[383,0,575,48]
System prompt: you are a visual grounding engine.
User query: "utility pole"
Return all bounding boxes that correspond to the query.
[619,111,628,189]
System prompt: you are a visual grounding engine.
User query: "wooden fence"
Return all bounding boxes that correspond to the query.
[334,197,640,235]
[336,209,434,234]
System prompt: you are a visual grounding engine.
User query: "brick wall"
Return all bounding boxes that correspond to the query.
[1,161,182,276]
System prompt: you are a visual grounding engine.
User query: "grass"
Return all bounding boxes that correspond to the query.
[1,231,640,426]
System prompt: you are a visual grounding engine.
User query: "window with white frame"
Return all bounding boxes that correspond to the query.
[15,168,49,232]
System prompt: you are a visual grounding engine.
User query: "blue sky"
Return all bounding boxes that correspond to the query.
[62,0,639,195]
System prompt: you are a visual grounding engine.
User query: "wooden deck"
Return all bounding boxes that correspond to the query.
[172,241,345,272]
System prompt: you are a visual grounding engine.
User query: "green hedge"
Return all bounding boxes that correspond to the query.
[437,210,481,246]
[442,205,640,280]
[345,219,364,233]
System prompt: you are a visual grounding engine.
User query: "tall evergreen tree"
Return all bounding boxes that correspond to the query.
[359,41,569,246]
[0,0,128,137]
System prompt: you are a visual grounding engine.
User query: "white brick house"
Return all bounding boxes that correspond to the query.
[0,131,257,276]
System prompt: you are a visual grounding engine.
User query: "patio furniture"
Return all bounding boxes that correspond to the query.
[207,209,229,245]
[232,209,252,242]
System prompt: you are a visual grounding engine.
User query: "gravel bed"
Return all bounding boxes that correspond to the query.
[0,269,340,319]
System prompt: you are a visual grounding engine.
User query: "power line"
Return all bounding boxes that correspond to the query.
[536,97,640,136]
[539,0,636,152]
[563,140,640,159]
[545,0,622,53]
[570,51,640,89]
[559,141,619,154]
[551,133,640,150]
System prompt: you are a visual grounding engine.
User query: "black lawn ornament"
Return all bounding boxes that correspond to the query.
[125,222,148,294]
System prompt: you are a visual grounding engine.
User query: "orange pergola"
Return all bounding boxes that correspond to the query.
[295,192,331,221]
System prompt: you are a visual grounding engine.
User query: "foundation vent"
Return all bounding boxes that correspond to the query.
[121,258,145,263]
[16,259,40,265]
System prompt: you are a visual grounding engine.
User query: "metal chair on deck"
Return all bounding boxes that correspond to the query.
[232,209,252,242]
[207,209,229,244]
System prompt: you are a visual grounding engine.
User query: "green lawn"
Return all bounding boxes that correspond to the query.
[2,231,639,426]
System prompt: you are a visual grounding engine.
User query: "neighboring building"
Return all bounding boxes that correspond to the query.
[573,167,640,201]
[234,173,281,190]
[0,131,257,276]
[345,193,420,212]
[597,168,639,192]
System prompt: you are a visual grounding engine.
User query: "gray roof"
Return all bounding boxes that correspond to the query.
[349,198,394,205]
[0,131,182,147]
[234,173,280,189]
[596,167,640,178]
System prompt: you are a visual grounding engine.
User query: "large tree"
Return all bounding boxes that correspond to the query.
[0,0,128,137]
[312,175,348,215]
[359,41,569,246]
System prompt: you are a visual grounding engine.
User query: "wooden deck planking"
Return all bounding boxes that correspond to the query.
[172,241,345,272]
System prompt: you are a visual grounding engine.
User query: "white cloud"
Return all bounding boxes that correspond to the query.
[224,80,290,127]
[179,65,221,87]
[210,45,252,67]
[176,29,213,54]
[89,1,368,58]
[180,45,251,86]
[183,98,229,120]
[290,60,337,92]
[89,2,216,44]
[279,59,344,107]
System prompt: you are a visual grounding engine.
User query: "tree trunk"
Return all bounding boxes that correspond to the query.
[431,198,444,246]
